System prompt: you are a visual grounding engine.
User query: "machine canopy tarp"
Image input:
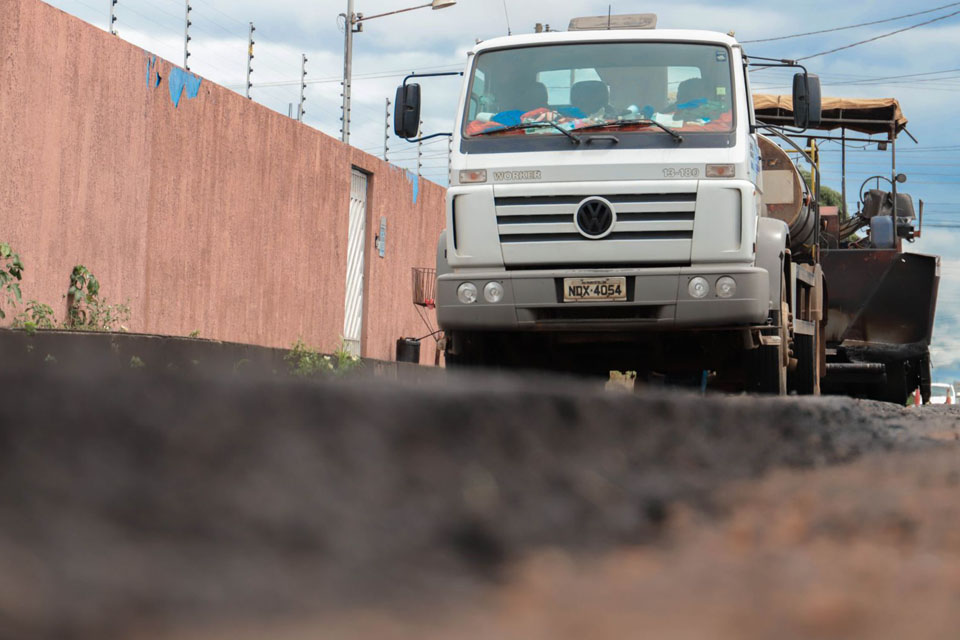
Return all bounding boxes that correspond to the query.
[753,95,908,136]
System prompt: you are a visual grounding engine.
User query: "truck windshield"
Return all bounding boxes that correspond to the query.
[463,42,735,149]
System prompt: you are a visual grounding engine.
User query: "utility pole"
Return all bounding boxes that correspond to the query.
[245,22,255,99]
[340,0,357,143]
[183,0,192,70]
[384,98,391,162]
[340,0,456,144]
[109,0,118,35]
[298,54,308,122]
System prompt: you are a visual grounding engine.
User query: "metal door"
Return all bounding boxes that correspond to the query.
[343,169,368,355]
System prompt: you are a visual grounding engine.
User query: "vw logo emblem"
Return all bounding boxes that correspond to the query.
[575,197,616,239]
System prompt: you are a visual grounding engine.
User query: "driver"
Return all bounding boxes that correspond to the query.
[569,80,616,119]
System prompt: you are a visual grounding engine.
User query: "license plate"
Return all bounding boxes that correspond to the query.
[563,277,627,302]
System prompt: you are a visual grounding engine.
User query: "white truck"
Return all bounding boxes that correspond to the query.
[395,14,825,394]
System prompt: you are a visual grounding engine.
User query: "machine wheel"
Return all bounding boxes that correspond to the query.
[748,276,789,395]
[919,355,932,405]
[879,360,909,405]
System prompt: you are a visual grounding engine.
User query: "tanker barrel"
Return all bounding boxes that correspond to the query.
[758,135,817,252]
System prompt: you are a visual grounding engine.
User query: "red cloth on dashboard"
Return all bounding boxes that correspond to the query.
[465,120,504,136]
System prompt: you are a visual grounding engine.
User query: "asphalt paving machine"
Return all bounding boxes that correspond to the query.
[754,96,940,404]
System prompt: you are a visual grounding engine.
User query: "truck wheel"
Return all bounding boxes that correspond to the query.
[445,332,537,371]
[748,277,788,395]
[443,332,487,369]
[791,324,821,395]
[749,337,787,395]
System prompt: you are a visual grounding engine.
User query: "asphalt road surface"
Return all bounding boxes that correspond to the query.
[0,362,957,639]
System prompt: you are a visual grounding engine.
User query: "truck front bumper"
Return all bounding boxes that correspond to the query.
[437,266,770,331]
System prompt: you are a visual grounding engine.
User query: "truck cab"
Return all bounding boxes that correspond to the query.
[396,16,823,393]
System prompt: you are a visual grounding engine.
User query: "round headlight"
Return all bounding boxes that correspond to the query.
[457,282,478,304]
[688,277,710,299]
[483,281,505,303]
[716,276,737,299]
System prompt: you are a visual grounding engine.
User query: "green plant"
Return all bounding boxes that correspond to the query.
[284,338,363,378]
[129,356,145,369]
[285,338,335,377]
[800,170,847,219]
[66,265,100,328]
[0,243,24,320]
[13,300,56,335]
[86,299,131,332]
[189,330,201,338]
[332,338,363,374]
[65,265,130,331]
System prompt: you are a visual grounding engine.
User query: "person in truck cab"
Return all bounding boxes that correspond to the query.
[569,80,617,119]
[671,76,731,125]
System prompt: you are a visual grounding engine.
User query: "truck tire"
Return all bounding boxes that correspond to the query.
[444,332,538,371]
[748,276,788,395]
[748,338,787,395]
[791,326,821,395]
[443,331,488,369]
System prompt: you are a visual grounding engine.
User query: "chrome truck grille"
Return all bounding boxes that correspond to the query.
[495,192,696,267]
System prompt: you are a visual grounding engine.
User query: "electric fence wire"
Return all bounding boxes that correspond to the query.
[236,64,463,90]
[104,0,308,85]
[57,0,456,151]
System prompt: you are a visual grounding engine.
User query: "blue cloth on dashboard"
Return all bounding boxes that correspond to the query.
[492,110,524,127]
[557,106,586,119]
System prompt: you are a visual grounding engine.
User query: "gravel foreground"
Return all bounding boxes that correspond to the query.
[0,365,956,639]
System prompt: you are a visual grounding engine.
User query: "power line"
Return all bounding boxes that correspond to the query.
[749,66,960,92]
[753,79,960,93]
[742,2,960,43]
[797,8,960,61]
[841,68,960,85]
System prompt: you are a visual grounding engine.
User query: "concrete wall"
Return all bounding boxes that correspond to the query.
[0,0,444,364]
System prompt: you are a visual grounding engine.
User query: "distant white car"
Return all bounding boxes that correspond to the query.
[928,383,957,405]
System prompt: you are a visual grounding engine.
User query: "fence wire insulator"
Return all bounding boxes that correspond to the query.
[245,22,256,99]
[183,2,192,70]
[298,54,308,122]
[384,98,391,162]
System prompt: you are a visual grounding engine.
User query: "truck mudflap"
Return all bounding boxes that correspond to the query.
[821,249,940,401]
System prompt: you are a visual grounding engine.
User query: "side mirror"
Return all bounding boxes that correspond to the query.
[791,73,821,129]
[394,83,422,139]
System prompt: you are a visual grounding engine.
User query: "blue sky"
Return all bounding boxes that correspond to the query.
[43,0,960,381]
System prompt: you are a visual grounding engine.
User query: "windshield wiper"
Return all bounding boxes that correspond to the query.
[474,121,581,145]
[573,119,684,143]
